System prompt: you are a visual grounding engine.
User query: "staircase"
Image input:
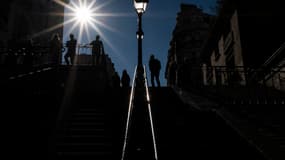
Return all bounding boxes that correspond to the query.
[219,103,285,160]
[1,64,277,160]
[149,87,267,160]
[0,64,129,160]
[51,66,129,160]
[177,85,285,160]
[54,89,129,160]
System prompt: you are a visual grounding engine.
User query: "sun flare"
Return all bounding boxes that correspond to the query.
[33,0,131,50]
[75,6,92,24]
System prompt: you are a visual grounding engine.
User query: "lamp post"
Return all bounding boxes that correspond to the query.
[134,0,148,87]
[120,2,154,160]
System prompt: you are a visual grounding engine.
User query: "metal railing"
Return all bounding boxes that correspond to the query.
[143,66,158,160]
[0,46,50,66]
[121,66,137,160]
[202,66,285,90]
[261,42,285,68]
[121,65,158,160]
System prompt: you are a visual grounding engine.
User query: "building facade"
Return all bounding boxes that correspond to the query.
[165,4,213,87]
[0,0,68,66]
[201,0,285,90]
[0,0,66,46]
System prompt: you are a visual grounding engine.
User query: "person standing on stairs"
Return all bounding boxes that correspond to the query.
[149,54,161,87]
[121,69,130,88]
[64,34,77,65]
[90,35,105,65]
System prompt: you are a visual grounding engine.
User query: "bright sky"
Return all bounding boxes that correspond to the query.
[62,0,216,86]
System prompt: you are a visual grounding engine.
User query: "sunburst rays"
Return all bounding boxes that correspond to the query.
[30,0,135,68]
[62,0,127,45]
[32,0,124,45]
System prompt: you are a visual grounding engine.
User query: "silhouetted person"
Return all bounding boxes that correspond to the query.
[90,35,105,65]
[50,33,62,65]
[64,34,77,65]
[121,69,130,88]
[149,54,161,87]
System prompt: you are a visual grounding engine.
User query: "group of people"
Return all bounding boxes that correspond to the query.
[112,54,162,88]
[50,33,162,87]
[50,33,105,65]
[112,69,131,88]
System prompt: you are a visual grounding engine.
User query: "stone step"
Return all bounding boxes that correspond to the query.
[56,143,112,152]
[65,135,108,138]
[73,112,106,116]
[57,142,112,147]
[77,110,105,113]
[72,115,107,120]
[68,128,107,135]
[62,136,111,143]
[56,151,113,160]
[57,151,112,156]
[70,122,106,127]
[70,119,109,124]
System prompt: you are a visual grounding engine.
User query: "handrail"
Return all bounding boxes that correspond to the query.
[8,67,53,80]
[262,44,285,82]
[262,42,285,68]
[121,66,137,160]
[143,65,159,160]
[121,65,159,160]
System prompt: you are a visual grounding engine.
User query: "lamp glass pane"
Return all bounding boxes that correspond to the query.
[134,2,147,13]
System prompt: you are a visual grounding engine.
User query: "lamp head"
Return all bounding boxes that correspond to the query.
[134,0,149,14]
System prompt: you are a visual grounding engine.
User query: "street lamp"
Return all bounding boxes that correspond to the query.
[134,0,148,87]
[134,0,148,14]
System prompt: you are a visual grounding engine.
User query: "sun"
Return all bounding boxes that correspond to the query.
[33,0,126,47]
[75,6,92,24]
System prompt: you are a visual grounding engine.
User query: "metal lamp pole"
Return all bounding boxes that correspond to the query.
[137,13,143,68]
[134,0,148,87]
